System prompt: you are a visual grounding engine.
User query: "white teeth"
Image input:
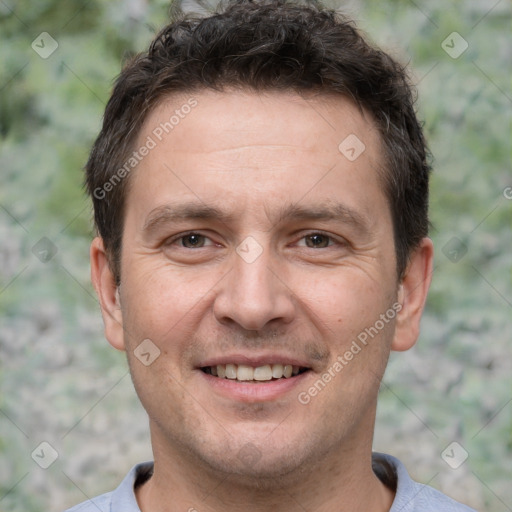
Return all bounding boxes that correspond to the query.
[209,363,304,381]
[254,365,273,381]
[272,364,284,378]
[225,363,237,379]
[237,364,254,381]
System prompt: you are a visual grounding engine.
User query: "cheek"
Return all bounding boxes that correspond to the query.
[120,258,221,340]
[295,268,394,336]
[127,351,197,437]
[296,268,397,393]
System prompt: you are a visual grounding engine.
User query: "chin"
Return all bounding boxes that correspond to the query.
[209,451,309,488]
[187,429,323,488]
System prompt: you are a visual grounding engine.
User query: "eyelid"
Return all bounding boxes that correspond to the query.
[165,230,217,247]
[163,230,346,248]
[293,230,345,247]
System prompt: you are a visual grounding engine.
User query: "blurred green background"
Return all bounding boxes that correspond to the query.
[0,0,511,510]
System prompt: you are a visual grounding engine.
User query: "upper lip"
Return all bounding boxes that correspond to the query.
[197,353,313,369]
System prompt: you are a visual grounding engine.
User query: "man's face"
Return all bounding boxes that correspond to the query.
[98,90,409,479]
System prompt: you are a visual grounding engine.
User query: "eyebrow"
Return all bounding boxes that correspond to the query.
[142,201,373,238]
[142,203,235,236]
[276,203,374,235]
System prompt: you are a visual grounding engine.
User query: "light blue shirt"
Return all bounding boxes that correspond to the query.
[64,453,477,511]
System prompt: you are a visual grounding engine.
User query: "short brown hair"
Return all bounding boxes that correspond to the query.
[85,0,430,284]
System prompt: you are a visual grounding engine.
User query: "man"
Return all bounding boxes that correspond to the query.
[66,1,476,510]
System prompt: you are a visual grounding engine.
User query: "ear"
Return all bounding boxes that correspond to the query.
[90,237,126,351]
[391,237,434,352]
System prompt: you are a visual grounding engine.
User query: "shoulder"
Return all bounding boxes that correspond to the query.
[62,491,112,512]
[61,462,154,512]
[373,453,478,512]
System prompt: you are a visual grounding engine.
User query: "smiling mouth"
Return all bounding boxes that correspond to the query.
[201,363,310,382]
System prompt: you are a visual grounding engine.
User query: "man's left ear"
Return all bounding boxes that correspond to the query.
[391,237,434,352]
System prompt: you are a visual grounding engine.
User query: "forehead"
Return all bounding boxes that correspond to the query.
[139,89,380,157]
[128,89,387,226]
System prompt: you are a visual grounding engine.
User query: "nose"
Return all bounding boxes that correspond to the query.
[213,246,295,331]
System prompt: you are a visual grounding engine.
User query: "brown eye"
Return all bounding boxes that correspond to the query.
[181,234,206,248]
[305,234,331,248]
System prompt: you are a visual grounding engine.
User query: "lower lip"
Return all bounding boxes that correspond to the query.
[198,370,311,402]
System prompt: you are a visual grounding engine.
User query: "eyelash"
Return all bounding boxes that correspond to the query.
[166,232,215,248]
[166,231,343,249]
[296,231,338,248]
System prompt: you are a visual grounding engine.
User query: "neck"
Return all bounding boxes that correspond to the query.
[136,419,395,512]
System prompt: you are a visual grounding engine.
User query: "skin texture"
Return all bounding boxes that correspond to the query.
[91,90,434,512]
